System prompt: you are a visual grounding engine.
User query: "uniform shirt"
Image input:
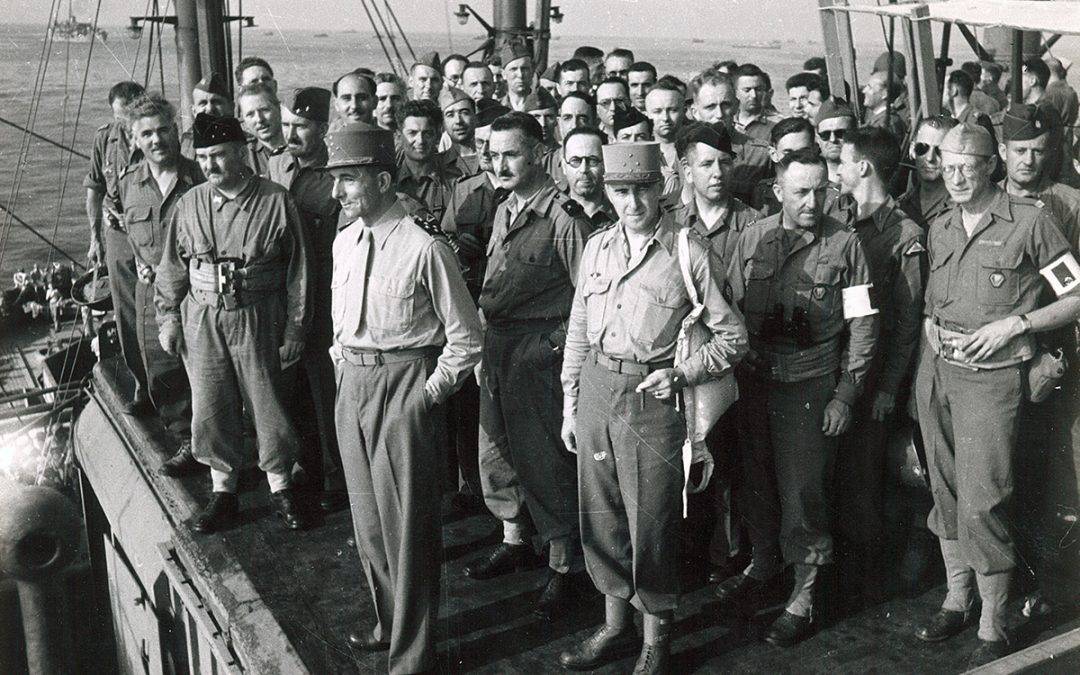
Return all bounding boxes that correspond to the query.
[117,157,205,271]
[925,188,1073,332]
[331,201,483,403]
[864,106,908,143]
[541,148,568,192]
[969,89,1002,117]
[899,179,952,231]
[727,212,879,404]
[1025,179,1080,253]
[561,214,749,411]
[734,111,782,143]
[1044,80,1079,129]
[730,129,773,206]
[847,198,926,395]
[751,178,845,219]
[441,143,480,177]
[659,141,683,201]
[267,144,341,349]
[573,196,619,232]
[246,137,285,179]
[155,175,310,345]
[674,195,762,268]
[479,177,593,324]
[396,152,464,222]
[441,172,507,296]
[84,120,143,215]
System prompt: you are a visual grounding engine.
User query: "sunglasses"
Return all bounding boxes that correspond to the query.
[817,129,846,141]
[913,142,943,158]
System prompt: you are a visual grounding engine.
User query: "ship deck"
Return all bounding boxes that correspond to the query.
[75,355,1080,674]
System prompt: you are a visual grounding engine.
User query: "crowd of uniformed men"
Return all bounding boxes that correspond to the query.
[84,41,1080,674]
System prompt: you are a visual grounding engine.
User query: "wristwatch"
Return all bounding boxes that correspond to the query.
[1018,314,1032,334]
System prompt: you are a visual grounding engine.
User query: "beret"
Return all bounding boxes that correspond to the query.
[192,113,246,149]
[614,105,650,134]
[284,87,331,123]
[679,122,733,155]
[475,100,511,128]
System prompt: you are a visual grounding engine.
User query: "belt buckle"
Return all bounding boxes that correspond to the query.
[372,352,384,366]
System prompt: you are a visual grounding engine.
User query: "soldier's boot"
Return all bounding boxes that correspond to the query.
[271,489,308,531]
[159,439,200,477]
[464,542,541,580]
[559,596,639,670]
[192,492,238,534]
[632,612,672,675]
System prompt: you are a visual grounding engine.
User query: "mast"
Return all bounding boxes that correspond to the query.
[174,0,201,131]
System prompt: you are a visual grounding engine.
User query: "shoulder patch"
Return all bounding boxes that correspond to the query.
[904,240,926,256]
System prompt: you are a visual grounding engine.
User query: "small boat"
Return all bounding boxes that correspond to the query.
[51,12,107,43]
[314,33,329,38]
[732,39,782,50]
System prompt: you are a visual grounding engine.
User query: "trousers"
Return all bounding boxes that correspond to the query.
[286,347,344,492]
[182,293,299,490]
[105,227,146,396]
[577,356,685,613]
[335,354,443,674]
[915,344,1023,574]
[479,328,578,547]
[739,371,838,570]
[134,279,191,438]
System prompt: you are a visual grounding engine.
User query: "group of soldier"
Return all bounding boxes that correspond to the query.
[83,40,1080,674]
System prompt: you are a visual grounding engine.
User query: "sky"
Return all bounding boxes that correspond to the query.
[1,0,826,42]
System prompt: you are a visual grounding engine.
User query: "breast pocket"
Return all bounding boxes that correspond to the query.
[806,262,844,323]
[125,206,155,248]
[927,248,954,301]
[512,242,554,280]
[367,274,416,332]
[581,275,611,341]
[743,257,775,315]
[631,283,685,350]
[330,263,351,324]
[978,250,1023,306]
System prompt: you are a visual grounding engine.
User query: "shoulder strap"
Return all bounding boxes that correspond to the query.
[677,228,702,309]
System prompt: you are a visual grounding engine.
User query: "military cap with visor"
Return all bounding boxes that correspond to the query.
[324,122,396,169]
[603,141,663,184]
[192,113,246,149]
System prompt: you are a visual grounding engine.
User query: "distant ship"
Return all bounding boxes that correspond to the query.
[692,38,706,44]
[314,33,329,38]
[51,12,108,43]
[732,39,782,50]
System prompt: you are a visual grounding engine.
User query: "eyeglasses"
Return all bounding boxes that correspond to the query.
[817,129,846,141]
[597,98,624,109]
[913,142,943,158]
[565,156,602,168]
[941,162,984,179]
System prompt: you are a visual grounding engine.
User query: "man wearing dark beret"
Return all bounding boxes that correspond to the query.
[613,105,653,143]
[267,88,347,513]
[155,112,310,534]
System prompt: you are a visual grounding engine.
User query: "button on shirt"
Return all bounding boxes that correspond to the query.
[117,157,205,270]
[155,176,309,343]
[561,214,749,411]
[479,177,593,323]
[849,198,926,394]
[924,188,1073,331]
[726,212,879,404]
[674,196,762,269]
[331,201,483,403]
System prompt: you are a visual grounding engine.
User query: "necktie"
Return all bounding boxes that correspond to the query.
[355,227,373,327]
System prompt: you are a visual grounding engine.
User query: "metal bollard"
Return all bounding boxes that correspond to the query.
[0,479,80,675]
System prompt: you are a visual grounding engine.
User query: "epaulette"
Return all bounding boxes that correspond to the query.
[96,122,110,133]
[560,196,585,218]
[412,210,447,239]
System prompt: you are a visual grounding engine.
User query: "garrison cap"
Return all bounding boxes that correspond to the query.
[194,72,230,99]
[542,61,560,82]
[602,141,663,184]
[814,99,856,126]
[414,51,441,72]
[1002,102,1058,142]
[498,42,532,68]
[613,105,650,134]
[284,87,331,123]
[192,113,246,149]
[679,122,733,155]
[475,100,510,129]
[324,123,396,169]
[438,86,473,111]
[940,122,995,157]
[522,87,558,112]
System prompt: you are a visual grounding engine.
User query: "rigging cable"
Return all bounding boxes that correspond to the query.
[359,0,397,75]
[0,0,63,274]
[130,0,154,78]
[369,0,409,72]
[384,1,419,62]
[0,116,88,160]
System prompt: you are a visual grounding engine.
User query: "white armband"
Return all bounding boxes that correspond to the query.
[1040,252,1080,297]
[842,283,879,319]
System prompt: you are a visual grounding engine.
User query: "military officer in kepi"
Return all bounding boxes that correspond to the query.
[913,122,1080,668]
[559,140,747,673]
[325,122,483,674]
